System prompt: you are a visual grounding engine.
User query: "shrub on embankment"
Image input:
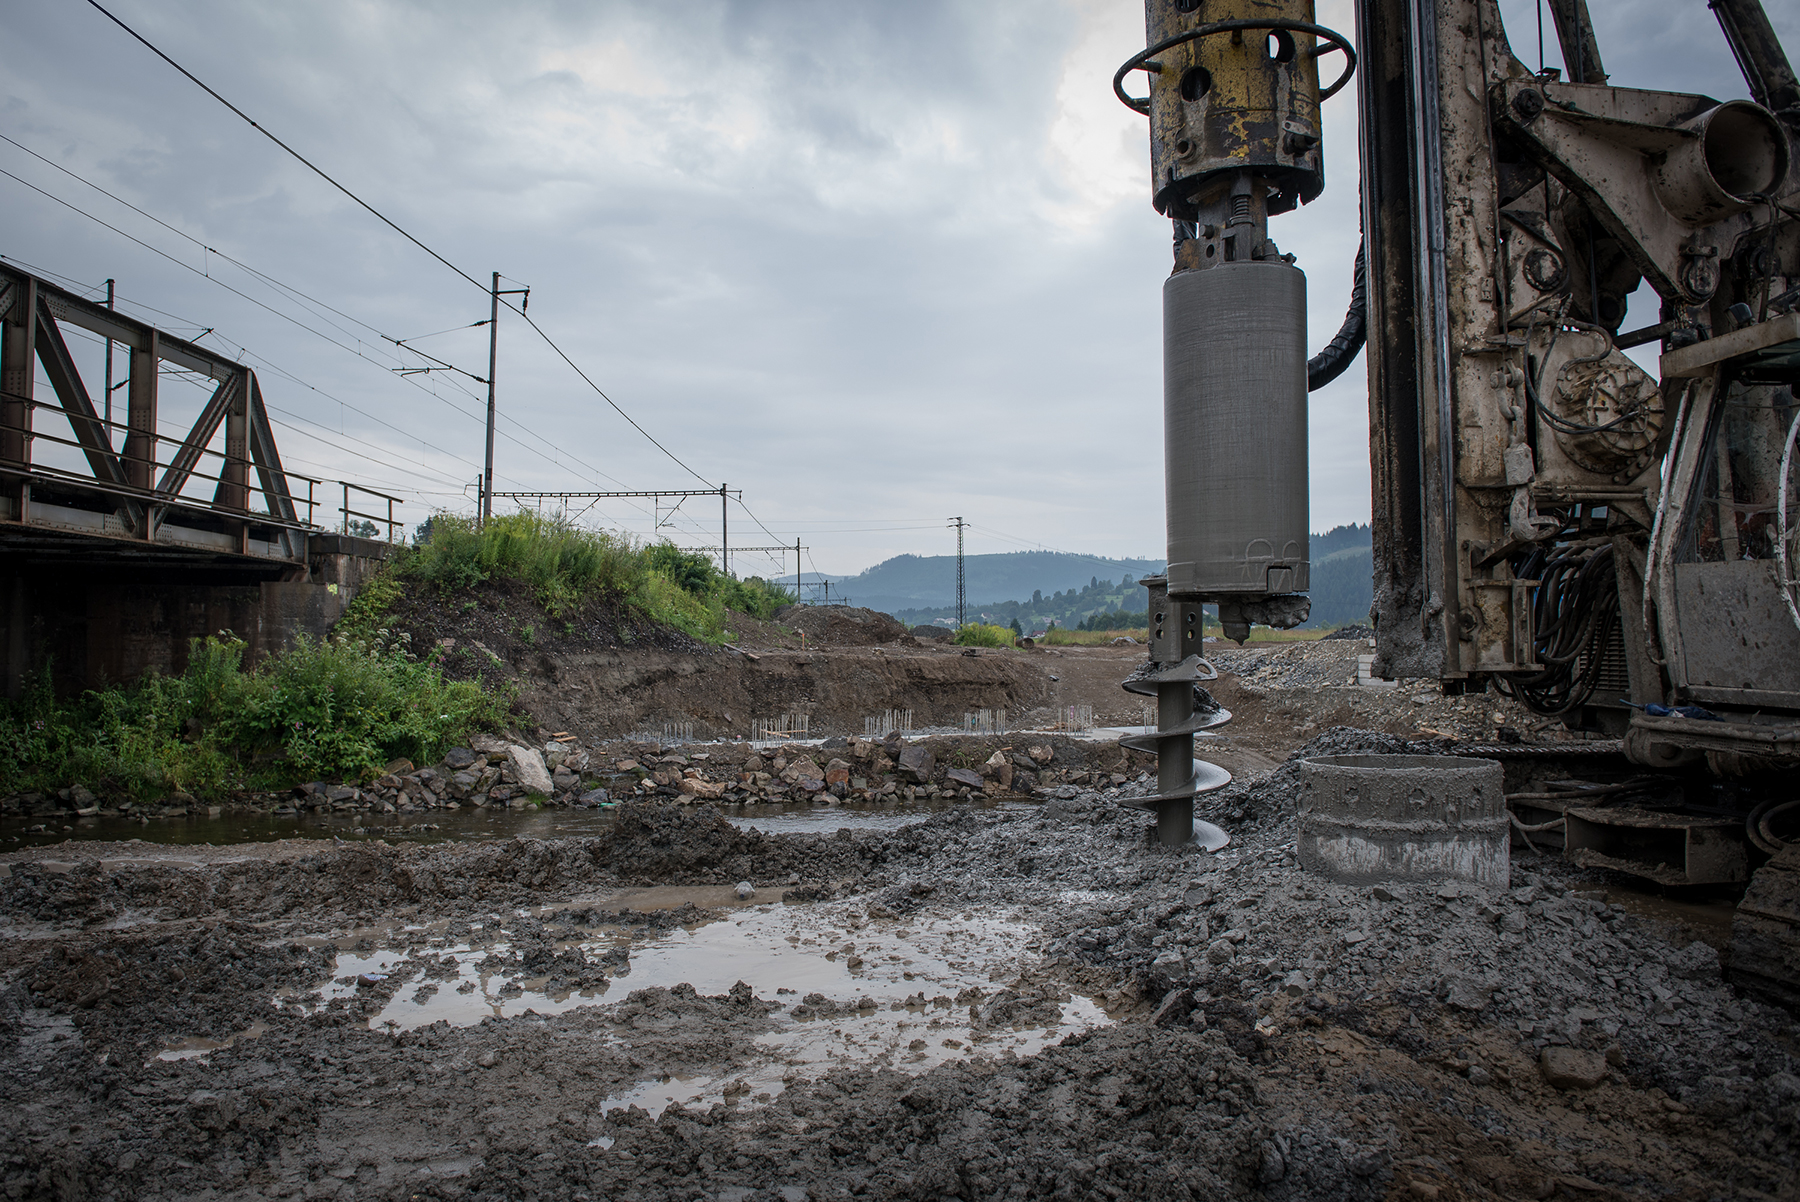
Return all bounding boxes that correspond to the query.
[952,623,1016,648]
[379,512,792,645]
[0,631,508,803]
[0,514,791,803]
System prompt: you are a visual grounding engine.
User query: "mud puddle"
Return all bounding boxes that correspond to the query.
[288,898,1111,1115]
[2,796,1026,850]
[154,1021,271,1063]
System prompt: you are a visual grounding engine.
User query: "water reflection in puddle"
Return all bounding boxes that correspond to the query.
[155,1021,270,1063]
[6,797,1033,851]
[295,899,1111,1115]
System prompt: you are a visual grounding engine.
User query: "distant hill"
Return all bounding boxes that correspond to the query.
[828,526,1372,631]
[1300,523,1372,628]
[775,550,1165,617]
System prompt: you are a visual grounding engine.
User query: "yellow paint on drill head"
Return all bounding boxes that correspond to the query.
[1144,0,1325,216]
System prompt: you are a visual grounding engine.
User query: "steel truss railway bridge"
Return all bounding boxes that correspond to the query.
[0,261,397,697]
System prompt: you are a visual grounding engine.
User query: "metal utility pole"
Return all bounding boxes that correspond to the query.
[102,279,115,446]
[949,516,967,629]
[483,273,499,521]
[720,483,729,576]
[481,273,530,524]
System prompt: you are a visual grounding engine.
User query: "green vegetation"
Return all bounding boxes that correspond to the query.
[837,550,1167,616]
[952,623,1016,648]
[888,525,1374,633]
[0,511,802,802]
[897,572,1150,634]
[1077,608,1149,632]
[403,511,641,615]
[0,632,510,802]
[388,512,793,645]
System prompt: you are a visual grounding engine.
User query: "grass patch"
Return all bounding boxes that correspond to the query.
[953,623,1016,648]
[395,512,792,643]
[0,633,511,803]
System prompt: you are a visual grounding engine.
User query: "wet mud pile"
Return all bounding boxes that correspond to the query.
[2,730,1797,1201]
[0,805,874,925]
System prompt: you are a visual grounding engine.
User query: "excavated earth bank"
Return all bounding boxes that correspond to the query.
[3,728,1797,1202]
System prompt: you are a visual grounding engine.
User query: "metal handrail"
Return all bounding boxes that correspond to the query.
[0,388,320,523]
[340,481,406,542]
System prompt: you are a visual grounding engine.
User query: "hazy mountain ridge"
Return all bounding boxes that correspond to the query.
[777,549,1166,615]
[824,526,1373,631]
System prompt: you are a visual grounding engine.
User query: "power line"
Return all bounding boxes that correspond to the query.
[4,118,709,520]
[0,131,423,359]
[733,496,786,549]
[2,143,704,524]
[0,160,687,519]
[0,171,492,407]
[20,257,506,491]
[85,0,488,294]
[2,250,655,517]
[967,522,1162,579]
[503,298,715,488]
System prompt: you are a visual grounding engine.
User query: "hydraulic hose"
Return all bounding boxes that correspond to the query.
[1307,238,1366,391]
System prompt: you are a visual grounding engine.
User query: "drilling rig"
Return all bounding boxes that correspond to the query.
[1117,0,1800,1003]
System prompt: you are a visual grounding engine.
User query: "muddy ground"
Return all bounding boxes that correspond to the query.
[380,586,1558,750]
[3,633,1795,1201]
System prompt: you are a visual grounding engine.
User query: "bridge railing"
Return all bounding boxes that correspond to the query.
[0,262,409,561]
[0,389,321,528]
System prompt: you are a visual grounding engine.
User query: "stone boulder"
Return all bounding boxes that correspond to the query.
[782,756,824,783]
[678,777,726,801]
[506,744,555,797]
[1539,1046,1608,1090]
[897,746,936,783]
[945,767,984,790]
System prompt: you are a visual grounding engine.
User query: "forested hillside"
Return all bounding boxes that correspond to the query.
[782,551,1165,617]
[887,525,1372,631]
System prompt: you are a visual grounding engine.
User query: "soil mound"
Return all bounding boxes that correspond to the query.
[774,605,909,646]
[381,578,705,684]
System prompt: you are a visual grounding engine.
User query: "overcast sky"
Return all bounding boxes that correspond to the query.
[4,0,1790,578]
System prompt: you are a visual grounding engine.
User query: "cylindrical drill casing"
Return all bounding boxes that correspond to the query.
[1164,260,1310,598]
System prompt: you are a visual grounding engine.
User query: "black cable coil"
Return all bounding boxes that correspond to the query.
[1307,238,1366,391]
[1496,541,1620,716]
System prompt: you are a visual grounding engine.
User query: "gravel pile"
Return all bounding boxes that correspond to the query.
[1208,641,1365,691]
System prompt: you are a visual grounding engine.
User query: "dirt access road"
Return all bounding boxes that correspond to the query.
[1,632,1794,1201]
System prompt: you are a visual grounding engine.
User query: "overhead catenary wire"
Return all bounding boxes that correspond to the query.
[9,86,694,521]
[501,298,714,488]
[41,318,478,493]
[0,168,486,394]
[3,252,680,527]
[0,172,505,447]
[16,260,523,495]
[6,129,714,525]
[85,0,489,295]
[0,131,447,366]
